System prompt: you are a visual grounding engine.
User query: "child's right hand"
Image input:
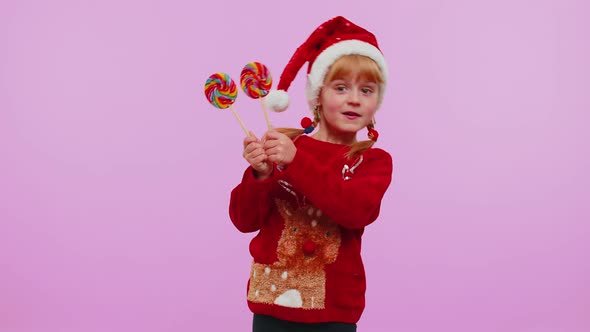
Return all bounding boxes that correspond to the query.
[242,131,272,180]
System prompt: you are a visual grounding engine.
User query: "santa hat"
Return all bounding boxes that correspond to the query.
[265,16,388,113]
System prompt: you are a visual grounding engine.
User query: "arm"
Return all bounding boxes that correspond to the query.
[280,148,393,229]
[228,132,274,233]
[228,167,274,233]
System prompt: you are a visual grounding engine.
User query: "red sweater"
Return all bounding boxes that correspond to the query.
[229,135,393,324]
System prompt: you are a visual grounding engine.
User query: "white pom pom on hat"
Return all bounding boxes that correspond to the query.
[265,16,388,114]
[264,89,289,112]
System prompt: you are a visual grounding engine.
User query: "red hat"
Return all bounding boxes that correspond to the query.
[265,16,388,113]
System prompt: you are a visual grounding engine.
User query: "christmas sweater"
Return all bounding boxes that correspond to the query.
[229,135,393,324]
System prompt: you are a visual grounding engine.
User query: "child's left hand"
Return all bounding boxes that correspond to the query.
[262,130,296,168]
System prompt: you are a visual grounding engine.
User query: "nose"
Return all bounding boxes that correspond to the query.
[303,240,316,255]
[347,89,360,105]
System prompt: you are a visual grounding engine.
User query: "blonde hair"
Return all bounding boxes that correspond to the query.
[277,54,385,159]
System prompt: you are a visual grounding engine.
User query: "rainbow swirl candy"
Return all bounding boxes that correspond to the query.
[240,62,272,99]
[204,72,238,109]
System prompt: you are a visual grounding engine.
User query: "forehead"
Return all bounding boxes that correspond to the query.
[327,66,381,84]
[328,73,378,84]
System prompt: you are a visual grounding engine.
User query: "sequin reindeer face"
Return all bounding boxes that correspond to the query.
[247,200,343,309]
[275,199,342,271]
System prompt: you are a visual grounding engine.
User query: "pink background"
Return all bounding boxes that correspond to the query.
[1,0,589,331]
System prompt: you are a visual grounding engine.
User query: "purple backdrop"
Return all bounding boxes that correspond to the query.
[1,0,588,331]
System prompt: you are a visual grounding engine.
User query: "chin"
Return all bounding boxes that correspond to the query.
[334,127,361,136]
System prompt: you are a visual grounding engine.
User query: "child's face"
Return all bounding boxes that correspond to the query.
[318,74,379,140]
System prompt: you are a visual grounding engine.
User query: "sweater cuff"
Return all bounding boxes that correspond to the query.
[242,166,274,185]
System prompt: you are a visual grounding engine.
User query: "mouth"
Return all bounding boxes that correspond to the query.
[342,111,361,119]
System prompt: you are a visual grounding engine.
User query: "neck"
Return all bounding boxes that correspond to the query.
[312,126,357,145]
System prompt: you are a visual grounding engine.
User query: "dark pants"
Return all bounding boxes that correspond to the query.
[253,314,357,332]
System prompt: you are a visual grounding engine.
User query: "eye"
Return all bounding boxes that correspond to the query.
[361,87,374,94]
[335,85,347,92]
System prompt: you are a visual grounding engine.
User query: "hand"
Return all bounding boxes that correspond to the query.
[262,130,296,168]
[243,131,272,180]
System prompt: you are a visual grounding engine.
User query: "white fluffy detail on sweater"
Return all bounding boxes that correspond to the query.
[305,39,388,111]
[274,289,303,308]
[264,89,289,112]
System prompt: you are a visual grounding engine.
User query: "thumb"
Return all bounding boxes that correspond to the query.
[264,129,280,140]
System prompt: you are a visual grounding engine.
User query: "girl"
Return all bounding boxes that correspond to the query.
[229,16,393,332]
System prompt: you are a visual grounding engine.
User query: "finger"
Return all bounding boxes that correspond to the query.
[263,139,279,149]
[243,138,257,149]
[264,145,281,156]
[251,147,267,158]
[263,130,278,140]
[267,129,279,135]
[244,131,260,143]
[245,141,264,153]
[264,131,275,142]
[267,154,283,165]
[250,146,269,160]
[251,154,267,165]
[248,154,268,167]
[243,144,257,157]
[262,128,281,141]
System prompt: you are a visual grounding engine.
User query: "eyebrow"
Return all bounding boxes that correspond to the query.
[330,78,378,84]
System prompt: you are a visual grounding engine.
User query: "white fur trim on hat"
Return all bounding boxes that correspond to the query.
[264,89,289,112]
[305,40,388,111]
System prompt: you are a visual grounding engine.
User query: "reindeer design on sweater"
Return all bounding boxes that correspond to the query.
[247,199,342,309]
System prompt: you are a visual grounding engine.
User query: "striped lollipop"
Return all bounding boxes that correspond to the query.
[204,72,248,134]
[240,62,272,98]
[240,62,273,129]
[204,72,237,109]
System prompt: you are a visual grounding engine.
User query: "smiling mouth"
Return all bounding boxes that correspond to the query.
[343,111,360,118]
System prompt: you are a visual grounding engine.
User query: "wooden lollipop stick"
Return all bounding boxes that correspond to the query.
[229,105,249,135]
[260,98,273,130]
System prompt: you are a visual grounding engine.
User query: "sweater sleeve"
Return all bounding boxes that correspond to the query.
[228,167,274,233]
[279,148,393,229]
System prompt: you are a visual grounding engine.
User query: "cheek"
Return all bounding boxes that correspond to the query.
[364,98,379,115]
[320,91,343,108]
[321,99,345,118]
[284,240,297,256]
[323,243,340,260]
[365,94,379,106]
